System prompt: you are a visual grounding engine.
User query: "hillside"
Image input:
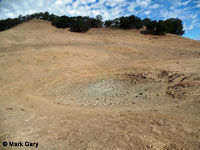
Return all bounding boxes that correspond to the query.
[0,19,200,150]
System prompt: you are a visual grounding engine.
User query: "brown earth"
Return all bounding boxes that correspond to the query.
[0,19,200,150]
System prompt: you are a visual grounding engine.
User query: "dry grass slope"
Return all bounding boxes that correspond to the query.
[0,19,200,150]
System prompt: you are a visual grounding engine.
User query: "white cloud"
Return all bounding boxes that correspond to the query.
[127,3,137,13]
[184,18,200,31]
[170,0,192,10]
[160,4,200,32]
[193,0,200,8]
[161,7,197,21]
[55,0,64,6]
[0,0,153,20]
[149,4,160,9]
[6,13,15,18]
[135,0,151,8]
[182,0,192,6]
[144,10,151,15]
[186,24,193,30]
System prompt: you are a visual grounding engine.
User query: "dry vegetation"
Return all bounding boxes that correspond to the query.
[0,19,200,150]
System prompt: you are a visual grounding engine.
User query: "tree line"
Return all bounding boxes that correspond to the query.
[0,11,184,35]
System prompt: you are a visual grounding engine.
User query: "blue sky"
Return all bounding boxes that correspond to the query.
[0,0,199,40]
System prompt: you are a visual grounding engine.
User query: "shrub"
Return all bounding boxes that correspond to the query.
[146,20,157,32]
[112,18,120,28]
[69,16,90,32]
[104,20,112,27]
[52,16,71,28]
[155,20,166,35]
[90,15,103,28]
[145,18,184,35]
[95,15,103,28]
[119,16,132,29]
[142,18,151,27]
[0,11,185,36]
[119,15,143,29]
[0,18,22,31]
[164,18,184,35]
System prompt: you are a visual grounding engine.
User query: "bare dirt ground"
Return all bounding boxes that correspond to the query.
[0,19,200,150]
